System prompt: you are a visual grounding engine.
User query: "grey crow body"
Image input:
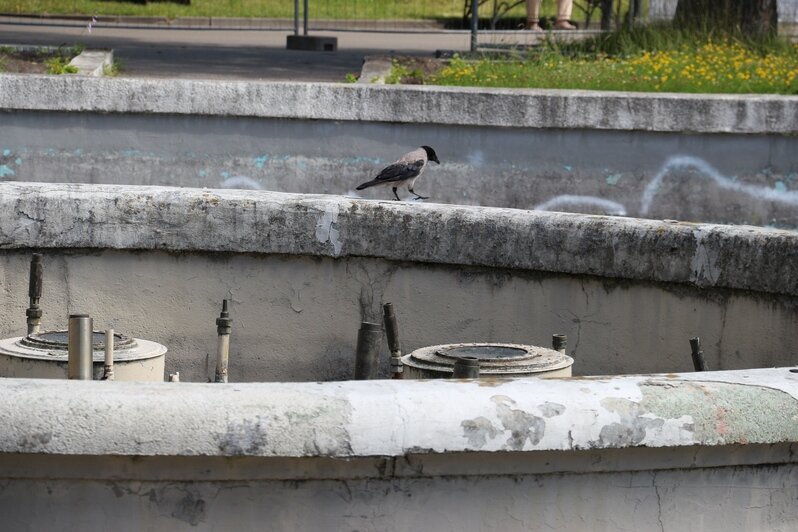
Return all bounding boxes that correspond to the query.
[356,146,441,201]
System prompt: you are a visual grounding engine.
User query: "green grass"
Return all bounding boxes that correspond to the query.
[0,0,635,21]
[422,24,798,95]
[429,40,798,94]
[45,55,78,74]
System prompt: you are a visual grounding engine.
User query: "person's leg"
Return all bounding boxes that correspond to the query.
[526,0,543,30]
[554,0,576,29]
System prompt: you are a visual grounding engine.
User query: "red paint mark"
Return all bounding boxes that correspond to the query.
[715,406,728,435]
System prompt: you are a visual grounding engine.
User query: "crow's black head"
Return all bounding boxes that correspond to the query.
[421,145,441,165]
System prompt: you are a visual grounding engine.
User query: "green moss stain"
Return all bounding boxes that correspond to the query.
[640,381,798,445]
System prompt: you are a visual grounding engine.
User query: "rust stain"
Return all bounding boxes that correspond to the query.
[715,406,728,435]
[477,377,509,388]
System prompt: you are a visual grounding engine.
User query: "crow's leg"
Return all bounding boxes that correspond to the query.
[392,187,401,201]
[409,188,429,200]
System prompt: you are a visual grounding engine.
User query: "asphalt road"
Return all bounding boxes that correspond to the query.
[0,17,475,81]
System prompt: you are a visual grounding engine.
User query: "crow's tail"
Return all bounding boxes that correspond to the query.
[356,180,377,190]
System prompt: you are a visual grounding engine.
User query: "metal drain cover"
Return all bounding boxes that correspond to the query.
[438,345,531,361]
[402,342,573,379]
[1,329,164,363]
[20,330,137,352]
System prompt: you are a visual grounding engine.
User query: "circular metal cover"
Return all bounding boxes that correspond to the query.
[0,330,166,362]
[402,342,573,376]
[437,345,531,361]
[20,331,137,351]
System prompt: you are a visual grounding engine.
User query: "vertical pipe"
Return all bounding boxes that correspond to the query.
[294,0,300,35]
[303,0,309,36]
[26,253,43,336]
[552,334,567,354]
[383,303,403,379]
[689,337,707,372]
[453,356,480,378]
[68,314,93,380]
[215,300,232,383]
[102,329,114,381]
[354,322,382,380]
[470,0,479,52]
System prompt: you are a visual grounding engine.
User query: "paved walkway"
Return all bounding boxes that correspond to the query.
[0,16,480,81]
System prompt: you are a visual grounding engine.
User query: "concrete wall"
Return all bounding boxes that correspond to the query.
[650,0,798,23]
[1,369,797,530]
[1,183,796,382]
[1,75,797,227]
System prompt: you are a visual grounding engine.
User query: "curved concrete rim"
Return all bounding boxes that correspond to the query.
[1,74,796,134]
[2,182,797,297]
[0,368,796,458]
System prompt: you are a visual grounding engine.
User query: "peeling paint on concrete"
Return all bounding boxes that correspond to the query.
[492,395,546,451]
[1,369,798,462]
[314,202,342,256]
[539,402,566,418]
[691,227,722,287]
[461,416,500,448]
[597,396,667,447]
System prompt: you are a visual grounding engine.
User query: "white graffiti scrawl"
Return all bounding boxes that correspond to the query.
[534,155,798,218]
[640,155,798,215]
[533,195,627,215]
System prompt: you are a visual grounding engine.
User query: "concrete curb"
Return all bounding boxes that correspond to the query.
[2,182,797,297]
[0,74,796,134]
[68,49,113,77]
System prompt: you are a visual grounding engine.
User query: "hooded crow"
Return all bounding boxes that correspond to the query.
[356,146,441,201]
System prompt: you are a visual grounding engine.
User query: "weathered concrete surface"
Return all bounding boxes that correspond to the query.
[2,183,797,296]
[2,248,796,381]
[2,78,796,226]
[1,369,796,456]
[2,464,796,531]
[1,74,796,133]
[0,183,796,381]
[0,371,797,530]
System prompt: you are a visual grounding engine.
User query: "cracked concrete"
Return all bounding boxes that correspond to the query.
[0,184,797,380]
[1,370,797,530]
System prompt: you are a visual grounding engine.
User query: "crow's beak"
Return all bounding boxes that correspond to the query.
[433,157,441,165]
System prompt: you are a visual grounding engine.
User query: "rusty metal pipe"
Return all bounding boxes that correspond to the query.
[215,300,232,383]
[690,337,707,372]
[552,334,567,354]
[354,321,382,380]
[383,303,403,379]
[26,254,43,336]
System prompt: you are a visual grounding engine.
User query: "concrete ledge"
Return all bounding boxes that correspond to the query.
[2,182,798,296]
[0,74,796,134]
[2,369,797,529]
[0,368,796,458]
[0,368,798,458]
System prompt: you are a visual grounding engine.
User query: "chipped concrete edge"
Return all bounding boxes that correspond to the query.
[68,49,114,77]
[2,182,798,296]
[0,368,796,459]
[0,73,797,133]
